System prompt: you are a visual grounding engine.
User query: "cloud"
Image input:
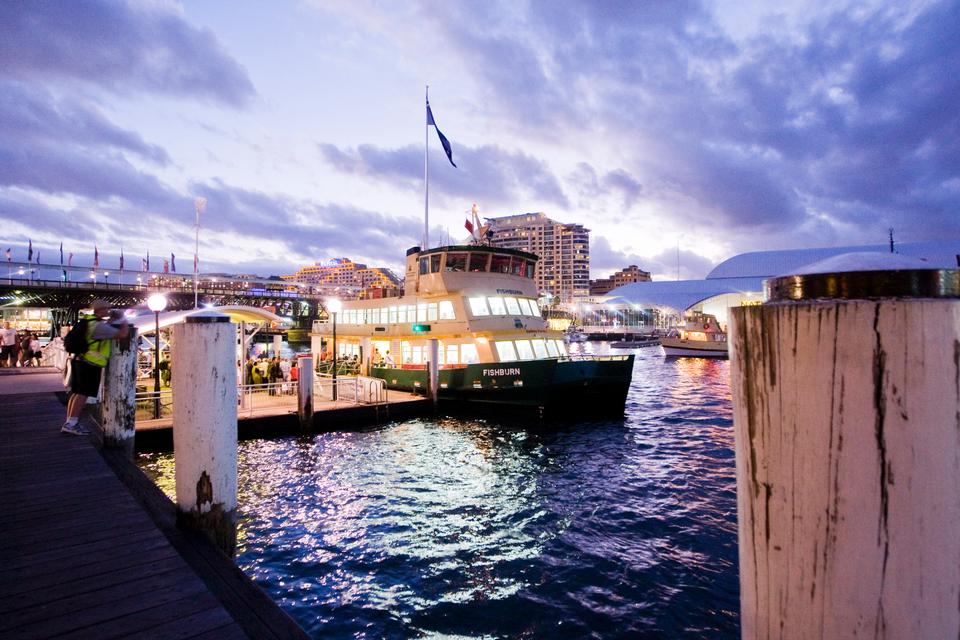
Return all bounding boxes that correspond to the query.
[318,142,570,209]
[590,235,715,281]
[0,0,255,106]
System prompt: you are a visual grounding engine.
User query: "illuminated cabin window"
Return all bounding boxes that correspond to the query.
[514,340,534,360]
[545,340,559,357]
[417,304,427,323]
[552,339,567,356]
[531,339,548,359]
[397,305,409,323]
[491,254,511,273]
[488,297,506,315]
[388,306,398,323]
[468,253,489,272]
[426,303,438,322]
[503,297,521,315]
[461,343,479,363]
[495,341,517,362]
[469,297,490,316]
[443,343,458,364]
[445,253,467,271]
[438,300,455,320]
[510,258,525,276]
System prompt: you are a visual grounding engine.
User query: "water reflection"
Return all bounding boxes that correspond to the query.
[138,347,739,639]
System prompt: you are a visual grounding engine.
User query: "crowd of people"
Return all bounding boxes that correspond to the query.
[0,321,44,368]
[244,355,298,394]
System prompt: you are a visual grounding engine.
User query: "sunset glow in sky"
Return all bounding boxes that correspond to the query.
[2,0,958,280]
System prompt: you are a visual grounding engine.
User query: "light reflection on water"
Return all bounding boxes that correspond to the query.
[139,347,738,639]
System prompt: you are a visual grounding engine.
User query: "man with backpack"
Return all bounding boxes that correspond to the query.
[62,300,129,436]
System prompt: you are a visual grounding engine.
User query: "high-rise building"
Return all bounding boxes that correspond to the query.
[282,258,400,297]
[589,265,652,296]
[485,212,590,301]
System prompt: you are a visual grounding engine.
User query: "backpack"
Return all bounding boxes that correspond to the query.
[63,319,91,356]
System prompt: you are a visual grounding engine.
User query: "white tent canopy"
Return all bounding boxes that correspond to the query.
[131,305,291,332]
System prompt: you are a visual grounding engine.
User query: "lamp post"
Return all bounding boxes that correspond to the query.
[326,298,342,401]
[193,197,206,309]
[147,293,168,419]
[104,271,110,288]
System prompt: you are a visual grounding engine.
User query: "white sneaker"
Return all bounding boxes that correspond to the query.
[61,422,90,436]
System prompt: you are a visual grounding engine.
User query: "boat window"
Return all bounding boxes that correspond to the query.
[445,343,459,364]
[468,253,489,272]
[490,254,511,273]
[514,340,534,360]
[525,262,535,278]
[438,300,455,320]
[531,339,548,359]
[504,297,521,316]
[469,297,489,316]
[519,298,537,316]
[430,254,441,273]
[445,253,467,272]
[553,339,567,356]
[377,308,388,324]
[510,258,524,276]
[495,341,517,362]
[388,306,398,324]
[397,305,408,324]
[546,340,559,357]
[417,303,428,323]
[426,303,438,322]
[461,343,479,363]
[488,296,506,315]
[419,257,429,275]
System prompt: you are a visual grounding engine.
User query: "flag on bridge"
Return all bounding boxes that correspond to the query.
[146,251,150,272]
[27,239,32,262]
[171,253,176,272]
[59,242,63,265]
[94,246,99,269]
[119,247,124,271]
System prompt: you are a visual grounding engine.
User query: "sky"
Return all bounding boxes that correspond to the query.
[1,0,958,281]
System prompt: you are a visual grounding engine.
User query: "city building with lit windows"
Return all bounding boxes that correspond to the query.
[282,258,400,298]
[589,265,651,296]
[485,213,590,302]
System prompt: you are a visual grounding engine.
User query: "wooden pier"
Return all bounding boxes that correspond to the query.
[0,377,308,639]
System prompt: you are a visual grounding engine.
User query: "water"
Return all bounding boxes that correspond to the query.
[139,346,739,638]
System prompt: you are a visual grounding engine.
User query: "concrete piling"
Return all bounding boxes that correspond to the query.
[427,338,439,406]
[101,326,138,454]
[729,258,960,639]
[172,312,238,556]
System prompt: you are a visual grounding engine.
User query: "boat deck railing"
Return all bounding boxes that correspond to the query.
[560,354,632,362]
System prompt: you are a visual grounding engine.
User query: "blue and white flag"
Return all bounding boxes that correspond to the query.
[427,99,457,168]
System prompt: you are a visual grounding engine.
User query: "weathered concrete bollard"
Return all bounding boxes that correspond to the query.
[297,354,313,430]
[729,256,960,639]
[172,312,238,556]
[427,338,439,406]
[102,326,138,454]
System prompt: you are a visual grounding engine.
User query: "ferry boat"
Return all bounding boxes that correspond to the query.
[659,314,728,358]
[311,245,634,416]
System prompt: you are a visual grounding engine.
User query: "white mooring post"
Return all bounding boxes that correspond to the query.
[172,312,238,556]
[102,326,138,454]
[729,255,960,639]
[272,333,282,358]
[297,354,313,430]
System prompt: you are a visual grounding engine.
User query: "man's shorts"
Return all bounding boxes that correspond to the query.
[70,358,104,397]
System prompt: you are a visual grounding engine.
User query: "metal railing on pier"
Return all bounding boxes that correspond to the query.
[314,374,388,404]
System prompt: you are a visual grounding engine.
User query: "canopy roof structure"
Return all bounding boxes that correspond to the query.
[131,305,291,332]
[603,277,765,312]
[604,240,960,312]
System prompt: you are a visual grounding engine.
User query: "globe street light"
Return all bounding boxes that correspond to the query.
[147,293,168,419]
[326,298,342,401]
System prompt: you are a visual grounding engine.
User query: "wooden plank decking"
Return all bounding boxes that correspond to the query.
[0,387,308,639]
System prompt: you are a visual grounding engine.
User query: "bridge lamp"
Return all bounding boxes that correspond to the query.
[326,297,343,401]
[147,293,168,419]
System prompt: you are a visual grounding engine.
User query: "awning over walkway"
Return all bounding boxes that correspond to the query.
[131,305,292,332]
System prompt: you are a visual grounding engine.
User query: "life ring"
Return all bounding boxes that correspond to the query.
[703,323,710,330]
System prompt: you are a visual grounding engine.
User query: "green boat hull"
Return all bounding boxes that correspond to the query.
[372,355,634,416]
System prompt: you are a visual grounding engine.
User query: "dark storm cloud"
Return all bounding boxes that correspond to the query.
[0,0,255,105]
[318,142,570,208]
[420,0,960,243]
[568,163,643,209]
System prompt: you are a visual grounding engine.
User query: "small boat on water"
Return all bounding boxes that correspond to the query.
[660,315,728,358]
[311,243,634,416]
[563,327,588,343]
[610,337,660,349]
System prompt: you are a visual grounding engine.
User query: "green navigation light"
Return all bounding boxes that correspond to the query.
[411,324,431,333]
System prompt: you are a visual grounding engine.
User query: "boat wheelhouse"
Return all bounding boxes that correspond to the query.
[311,245,634,416]
[659,314,728,358]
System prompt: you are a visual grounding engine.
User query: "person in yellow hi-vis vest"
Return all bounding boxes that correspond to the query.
[62,300,129,435]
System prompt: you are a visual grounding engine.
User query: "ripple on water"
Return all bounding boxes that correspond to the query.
[138,349,739,639]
